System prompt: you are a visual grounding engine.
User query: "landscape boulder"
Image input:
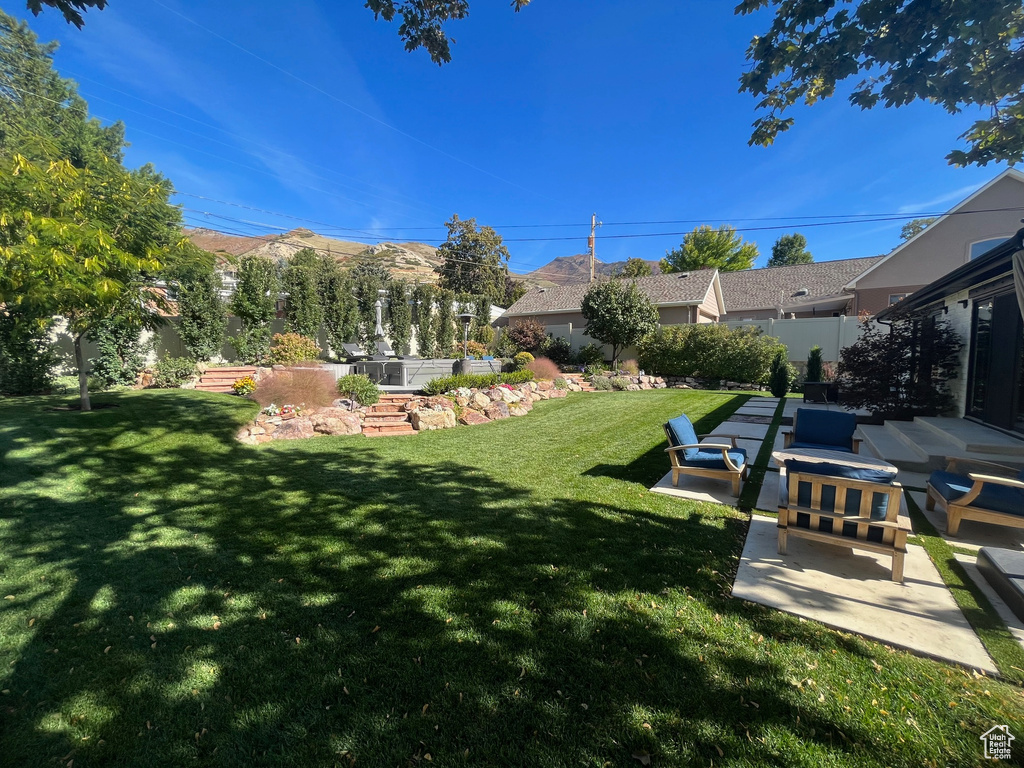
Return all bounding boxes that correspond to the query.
[309,408,362,436]
[411,409,457,430]
[484,401,511,420]
[469,392,491,410]
[458,410,491,426]
[509,405,530,417]
[271,417,316,440]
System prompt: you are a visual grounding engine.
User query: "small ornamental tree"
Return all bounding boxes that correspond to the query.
[386,279,412,355]
[838,315,963,419]
[768,347,795,398]
[283,248,324,340]
[580,280,658,365]
[320,261,359,360]
[413,283,435,357]
[506,317,547,353]
[172,260,226,362]
[88,311,151,388]
[230,256,279,364]
[806,345,824,383]
[433,288,457,358]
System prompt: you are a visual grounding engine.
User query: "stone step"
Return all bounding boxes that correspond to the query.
[859,420,1024,473]
[202,367,256,376]
[856,424,934,473]
[195,383,236,392]
[915,416,1024,456]
[363,415,410,426]
[366,404,408,414]
[363,424,417,437]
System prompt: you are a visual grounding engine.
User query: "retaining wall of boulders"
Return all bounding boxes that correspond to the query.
[661,376,764,391]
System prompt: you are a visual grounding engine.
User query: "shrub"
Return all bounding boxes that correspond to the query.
[232,376,257,396]
[575,343,605,368]
[837,315,962,418]
[769,348,796,397]
[336,374,380,407]
[89,314,150,388]
[506,318,547,352]
[422,370,534,396]
[152,357,197,388]
[806,345,824,382]
[526,356,561,380]
[513,351,535,370]
[252,368,336,409]
[554,377,568,390]
[539,335,573,366]
[590,375,613,391]
[0,315,56,395]
[637,325,783,385]
[583,363,609,377]
[609,376,632,391]
[268,333,321,366]
[620,359,640,375]
[465,340,487,359]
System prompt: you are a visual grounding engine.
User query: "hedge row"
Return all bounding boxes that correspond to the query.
[422,370,535,395]
[636,325,785,385]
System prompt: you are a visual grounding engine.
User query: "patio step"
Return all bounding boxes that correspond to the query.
[195,366,257,395]
[363,423,416,437]
[856,424,933,473]
[914,416,1024,457]
[363,414,410,426]
[858,419,1024,473]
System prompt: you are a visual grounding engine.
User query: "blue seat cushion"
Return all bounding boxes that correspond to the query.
[782,459,897,521]
[788,440,854,453]
[680,447,747,472]
[794,409,857,451]
[666,415,700,460]
[928,470,1024,518]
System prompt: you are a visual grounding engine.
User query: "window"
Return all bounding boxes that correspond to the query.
[969,237,1008,260]
[888,293,908,305]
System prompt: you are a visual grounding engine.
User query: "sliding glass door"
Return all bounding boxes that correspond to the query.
[967,292,1024,433]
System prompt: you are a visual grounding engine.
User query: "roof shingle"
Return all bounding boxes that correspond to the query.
[717,257,883,313]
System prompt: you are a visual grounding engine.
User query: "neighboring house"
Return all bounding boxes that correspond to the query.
[875,229,1024,436]
[718,257,884,320]
[497,269,723,350]
[847,168,1024,315]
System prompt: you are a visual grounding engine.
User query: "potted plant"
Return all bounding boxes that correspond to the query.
[802,346,838,403]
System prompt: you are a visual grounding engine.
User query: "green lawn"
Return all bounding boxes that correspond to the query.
[1,389,1022,767]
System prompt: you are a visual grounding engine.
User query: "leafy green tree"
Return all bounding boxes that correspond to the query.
[27,0,107,28]
[615,258,653,278]
[580,280,658,365]
[737,1,1024,166]
[0,153,189,410]
[366,0,531,64]
[433,287,457,357]
[434,214,514,306]
[767,233,813,267]
[349,259,392,284]
[502,274,527,307]
[283,248,324,340]
[900,217,937,242]
[386,279,412,355]
[229,256,279,364]
[0,11,123,166]
[320,260,359,359]
[171,259,226,362]
[0,309,56,395]
[413,283,435,357]
[661,225,758,273]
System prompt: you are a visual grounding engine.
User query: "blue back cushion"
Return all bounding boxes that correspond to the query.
[929,469,1024,518]
[784,459,897,519]
[666,415,700,460]
[795,409,857,449]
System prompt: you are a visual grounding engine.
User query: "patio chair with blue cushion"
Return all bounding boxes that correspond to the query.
[781,408,862,454]
[664,414,748,496]
[926,458,1024,536]
[778,459,910,582]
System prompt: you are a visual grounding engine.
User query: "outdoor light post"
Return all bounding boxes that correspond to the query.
[373,289,387,346]
[457,312,475,374]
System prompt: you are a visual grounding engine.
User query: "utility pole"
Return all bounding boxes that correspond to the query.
[588,213,600,282]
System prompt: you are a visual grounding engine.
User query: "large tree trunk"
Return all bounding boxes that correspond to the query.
[74,333,91,412]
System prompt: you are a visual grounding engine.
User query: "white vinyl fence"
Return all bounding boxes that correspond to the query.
[721,316,872,364]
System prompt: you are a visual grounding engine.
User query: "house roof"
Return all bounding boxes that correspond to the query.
[875,228,1024,320]
[503,269,720,316]
[845,168,1024,290]
[717,257,884,313]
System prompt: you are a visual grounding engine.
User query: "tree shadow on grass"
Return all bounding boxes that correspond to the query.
[0,392,1006,767]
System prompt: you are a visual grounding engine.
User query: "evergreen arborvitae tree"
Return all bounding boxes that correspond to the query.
[320,260,359,359]
[806,345,824,382]
[433,288,457,358]
[386,279,412,355]
[472,294,493,345]
[413,284,435,357]
[283,248,324,340]
[89,312,150,387]
[229,256,278,364]
[769,347,795,397]
[173,261,226,362]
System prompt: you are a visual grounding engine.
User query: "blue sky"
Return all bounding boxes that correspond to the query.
[22,0,1012,277]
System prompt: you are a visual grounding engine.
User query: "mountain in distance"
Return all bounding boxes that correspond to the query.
[185,227,443,282]
[516,253,662,287]
[186,228,659,291]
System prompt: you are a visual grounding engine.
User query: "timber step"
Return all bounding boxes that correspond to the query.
[194,366,256,395]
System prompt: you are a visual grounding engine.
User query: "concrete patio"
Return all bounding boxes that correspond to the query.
[651,394,1024,670]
